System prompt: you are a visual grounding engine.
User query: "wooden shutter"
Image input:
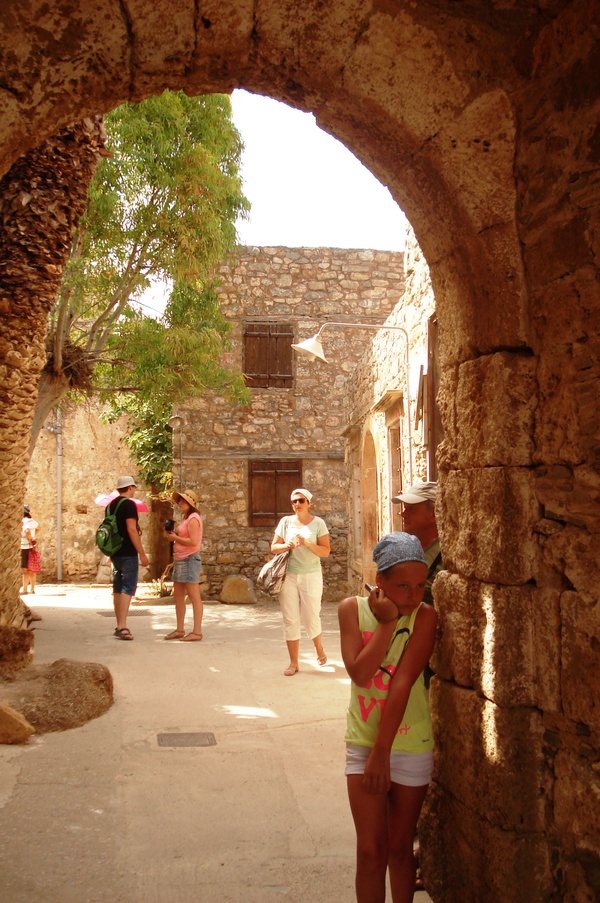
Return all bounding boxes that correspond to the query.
[249,459,302,527]
[244,322,293,388]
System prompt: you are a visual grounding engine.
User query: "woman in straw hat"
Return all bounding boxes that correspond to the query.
[164,489,204,641]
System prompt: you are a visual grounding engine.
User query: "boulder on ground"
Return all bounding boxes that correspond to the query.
[0,702,35,744]
[220,575,256,605]
[0,658,114,734]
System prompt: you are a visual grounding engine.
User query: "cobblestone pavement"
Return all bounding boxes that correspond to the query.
[1,584,433,903]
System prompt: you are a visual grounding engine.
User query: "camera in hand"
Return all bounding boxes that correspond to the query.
[164,519,175,532]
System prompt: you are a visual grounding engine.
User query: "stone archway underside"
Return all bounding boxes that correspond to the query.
[1,2,599,900]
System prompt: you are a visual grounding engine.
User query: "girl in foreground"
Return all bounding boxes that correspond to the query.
[338,532,438,903]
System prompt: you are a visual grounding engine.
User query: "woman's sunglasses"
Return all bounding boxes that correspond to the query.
[292,498,307,505]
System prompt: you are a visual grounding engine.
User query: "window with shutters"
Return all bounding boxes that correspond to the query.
[249,459,302,527]
[244,322,294,388]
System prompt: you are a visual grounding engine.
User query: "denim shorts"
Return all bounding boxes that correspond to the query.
[111,555,139,597]
[173,553,202,584]
[345,744,433,787]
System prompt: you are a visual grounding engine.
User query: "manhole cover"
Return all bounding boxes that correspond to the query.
[98,609,151,617]
[157,732,217,748]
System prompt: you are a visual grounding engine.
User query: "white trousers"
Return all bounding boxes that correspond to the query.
[279,571,323,641]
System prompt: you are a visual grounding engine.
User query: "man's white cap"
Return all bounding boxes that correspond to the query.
[116,475,136,489]
[391,481,437,505]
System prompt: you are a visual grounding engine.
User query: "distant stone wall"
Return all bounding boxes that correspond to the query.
[25,403,151,585]
[178,246,406,602]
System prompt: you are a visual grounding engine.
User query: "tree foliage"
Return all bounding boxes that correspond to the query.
[34,90,251,487]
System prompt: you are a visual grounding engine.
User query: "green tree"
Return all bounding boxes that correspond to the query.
[32,90,250,486]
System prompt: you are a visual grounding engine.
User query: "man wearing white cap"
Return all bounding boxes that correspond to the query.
[391,482,443,605]
[109,476,149,640]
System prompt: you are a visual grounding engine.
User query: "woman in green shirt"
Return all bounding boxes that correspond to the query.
[271,488,331,676]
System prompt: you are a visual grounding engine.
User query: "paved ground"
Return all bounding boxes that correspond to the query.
[0,585,433,903]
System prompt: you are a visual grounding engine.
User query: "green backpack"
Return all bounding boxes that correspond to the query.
[96,497,126,556]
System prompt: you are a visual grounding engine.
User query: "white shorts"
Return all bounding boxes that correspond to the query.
[345,744,433,787]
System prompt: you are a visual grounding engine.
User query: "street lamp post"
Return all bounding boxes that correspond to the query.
[167,413,186,487]
[292,321,413,485]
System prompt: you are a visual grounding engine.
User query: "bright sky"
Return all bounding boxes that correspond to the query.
[231,89,407,250]
[140,89,407,314]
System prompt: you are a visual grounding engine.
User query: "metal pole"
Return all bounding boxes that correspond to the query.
[56,407,62,580]
[179,426,183,487]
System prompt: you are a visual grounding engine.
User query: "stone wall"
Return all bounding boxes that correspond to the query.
[25,403,152,585]
[177,246,406,602]
[344,231,437,591]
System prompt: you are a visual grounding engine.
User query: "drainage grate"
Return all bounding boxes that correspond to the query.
[98,609,151,617]
[157,732,217,748]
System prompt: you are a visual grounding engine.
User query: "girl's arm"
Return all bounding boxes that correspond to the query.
[338,596,397,687]
[363,603,438,794]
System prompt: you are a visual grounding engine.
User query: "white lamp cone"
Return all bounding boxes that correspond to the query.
[291,335,328,363]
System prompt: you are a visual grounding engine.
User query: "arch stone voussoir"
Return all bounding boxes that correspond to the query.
[0,1,599,899]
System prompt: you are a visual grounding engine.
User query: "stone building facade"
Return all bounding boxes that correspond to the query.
[176,245,406,602]
[343,237,437,590]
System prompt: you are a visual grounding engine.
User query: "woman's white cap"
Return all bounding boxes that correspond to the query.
[291,488,313,502]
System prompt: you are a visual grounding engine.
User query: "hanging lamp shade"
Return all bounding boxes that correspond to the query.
[291,335,328,363]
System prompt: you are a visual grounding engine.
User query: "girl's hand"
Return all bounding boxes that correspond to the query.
[368,586,398,624]
[166,531,176,541]
[363,746,391,794]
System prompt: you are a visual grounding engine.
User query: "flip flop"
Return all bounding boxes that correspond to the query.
[164,630,185,640]
[316,650,327,665]
[114,627,133,641]
[284,664,299,676]
[181,632,203,642]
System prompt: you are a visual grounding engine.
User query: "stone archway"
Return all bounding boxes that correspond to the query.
[0,2,599,900]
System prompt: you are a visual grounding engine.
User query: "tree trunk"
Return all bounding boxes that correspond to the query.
[0,118,106,637]
[28,370,72,461]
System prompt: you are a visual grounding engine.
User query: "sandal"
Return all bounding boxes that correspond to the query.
[181,632,203,642]
[316,649,327,666]
[114,627,133,641]
[164,630,185,640]
[284,664,299,676]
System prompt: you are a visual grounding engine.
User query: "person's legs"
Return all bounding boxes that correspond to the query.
[21,550,30,592]
[181,581,203,639]
[112,556,138,639]
[387,782,428,903]
[279,575,301,673]
[284,638,300,674]
[172,581,187,632]
[113,592,132,630]
[28,569,37,592]
[298,572,326,664]
[347,774,390,903]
